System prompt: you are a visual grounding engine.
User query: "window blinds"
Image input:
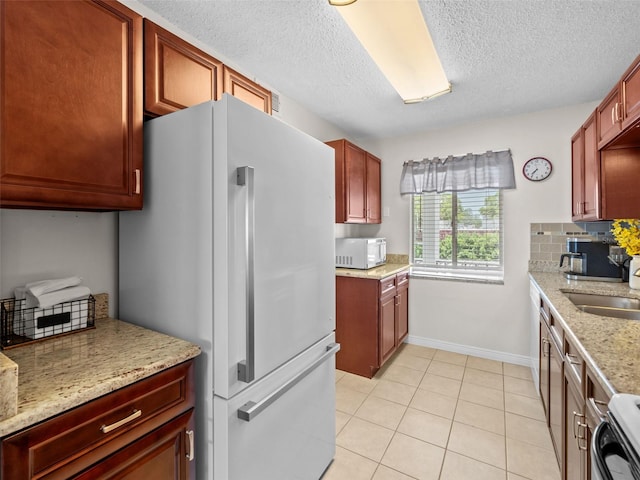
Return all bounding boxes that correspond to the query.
[412,189,503,273]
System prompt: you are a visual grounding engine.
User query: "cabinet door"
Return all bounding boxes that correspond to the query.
[344,143,368,223]
[144,19,222,117]
[597,86,622,149]
[335,276,380,377]
[622,55,640,130]
[539,319,551,421]
[73,409,195,480]
[571,128,585,220]
[582,113,600,220]
[564,374,587,480]
[223,66,271,114]
[395,272,409,344]
[572,113,600,221]
[549,335,563,465]
[379,293,397,366]
[366,153,382,224]
[0,0,143,210]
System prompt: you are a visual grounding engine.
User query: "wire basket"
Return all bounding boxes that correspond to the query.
[1,295,95,349]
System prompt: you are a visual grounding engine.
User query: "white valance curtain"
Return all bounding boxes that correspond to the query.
[400,149,516,194]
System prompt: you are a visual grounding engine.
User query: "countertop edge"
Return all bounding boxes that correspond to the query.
[336,263,410,279]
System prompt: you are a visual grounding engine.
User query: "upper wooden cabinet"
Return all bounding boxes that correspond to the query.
[223,66,272,114]
[326,139,382,224]
[571,112,600,221]
[572,51,640,220]
[596,53,640,149]
[621,55,640,131]
[144,19,223,117]
[0,0,143,210]
[596,86,622,149]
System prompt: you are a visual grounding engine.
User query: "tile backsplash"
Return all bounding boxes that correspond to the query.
[529,221,614,272]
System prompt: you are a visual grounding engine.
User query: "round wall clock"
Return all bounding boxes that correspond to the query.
[522,156,552,181]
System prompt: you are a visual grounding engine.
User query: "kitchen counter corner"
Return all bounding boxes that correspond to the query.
[529,271,640,396]
[0,318,201,438]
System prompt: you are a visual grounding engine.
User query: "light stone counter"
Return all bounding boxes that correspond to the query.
[529,272,640,396]
[0,318,200,437]
[336,263,410,280]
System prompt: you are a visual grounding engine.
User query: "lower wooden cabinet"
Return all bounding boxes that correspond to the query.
[565,370,587,480]
[536,292,613,480]
[336,271,409,378]
[1,360,195,480]
[74,409,194,480]
[564,334,587,480]
[539,303,563,464]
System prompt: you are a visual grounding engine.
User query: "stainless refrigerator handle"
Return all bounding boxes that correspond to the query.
[237,166,255,383]
[237,343,340,422]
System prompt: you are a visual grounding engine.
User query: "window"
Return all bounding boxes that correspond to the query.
[411,188,504,282]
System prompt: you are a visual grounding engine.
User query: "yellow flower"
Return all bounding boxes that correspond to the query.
[611,219,640,256]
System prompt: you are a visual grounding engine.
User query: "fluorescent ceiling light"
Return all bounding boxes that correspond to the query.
[330,0,451,104]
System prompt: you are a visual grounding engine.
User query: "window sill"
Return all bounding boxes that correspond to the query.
[409,267,504,285]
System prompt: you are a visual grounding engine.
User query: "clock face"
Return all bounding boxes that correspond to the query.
[523,157,552,181]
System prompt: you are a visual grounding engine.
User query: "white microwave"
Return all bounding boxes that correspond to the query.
[335,237,386,269]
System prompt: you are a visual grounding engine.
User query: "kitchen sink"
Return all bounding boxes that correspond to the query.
[563,292,640,320]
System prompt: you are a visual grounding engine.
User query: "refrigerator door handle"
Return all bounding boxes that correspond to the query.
[237,166,256,383]
[237,343,340,422]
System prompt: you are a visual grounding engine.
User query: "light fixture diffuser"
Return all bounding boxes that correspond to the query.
[331,0,451,103]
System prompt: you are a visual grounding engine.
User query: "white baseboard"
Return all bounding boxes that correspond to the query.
[405,334,531,367]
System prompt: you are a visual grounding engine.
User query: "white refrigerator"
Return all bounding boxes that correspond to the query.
[119,95,338,480]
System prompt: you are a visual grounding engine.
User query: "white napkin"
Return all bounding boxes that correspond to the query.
[26,285,91,309]
[26,276,83,297]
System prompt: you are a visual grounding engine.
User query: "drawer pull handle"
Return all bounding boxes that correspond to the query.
[100,409,142,434]
[566,353,581,366]
[588,397,608,420]
[134,169,141,195]
[186,429,195,461]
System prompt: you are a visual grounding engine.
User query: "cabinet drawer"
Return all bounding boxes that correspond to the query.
[379,276,397,298]
[396,271,409,289]
[563,336,584,392]
[2,360,194,480]
[585,368,611,429]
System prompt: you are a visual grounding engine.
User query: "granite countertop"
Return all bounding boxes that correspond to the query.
[0,318,201,437]
[336,263,410,280]
[529,272,640,396]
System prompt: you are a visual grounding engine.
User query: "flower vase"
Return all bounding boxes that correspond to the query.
[630,256,640,290]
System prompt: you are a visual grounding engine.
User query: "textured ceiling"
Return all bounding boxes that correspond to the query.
[138,0,640,141]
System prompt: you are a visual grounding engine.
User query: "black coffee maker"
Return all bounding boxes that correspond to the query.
[559,238,624,281]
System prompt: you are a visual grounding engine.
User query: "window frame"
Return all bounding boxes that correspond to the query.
[410,189,505,284]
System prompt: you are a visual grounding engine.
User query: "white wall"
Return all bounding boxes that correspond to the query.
[351,102,598,363]
[0,210,119,314]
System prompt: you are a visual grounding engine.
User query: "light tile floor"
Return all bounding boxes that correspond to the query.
[323,343,561,480]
